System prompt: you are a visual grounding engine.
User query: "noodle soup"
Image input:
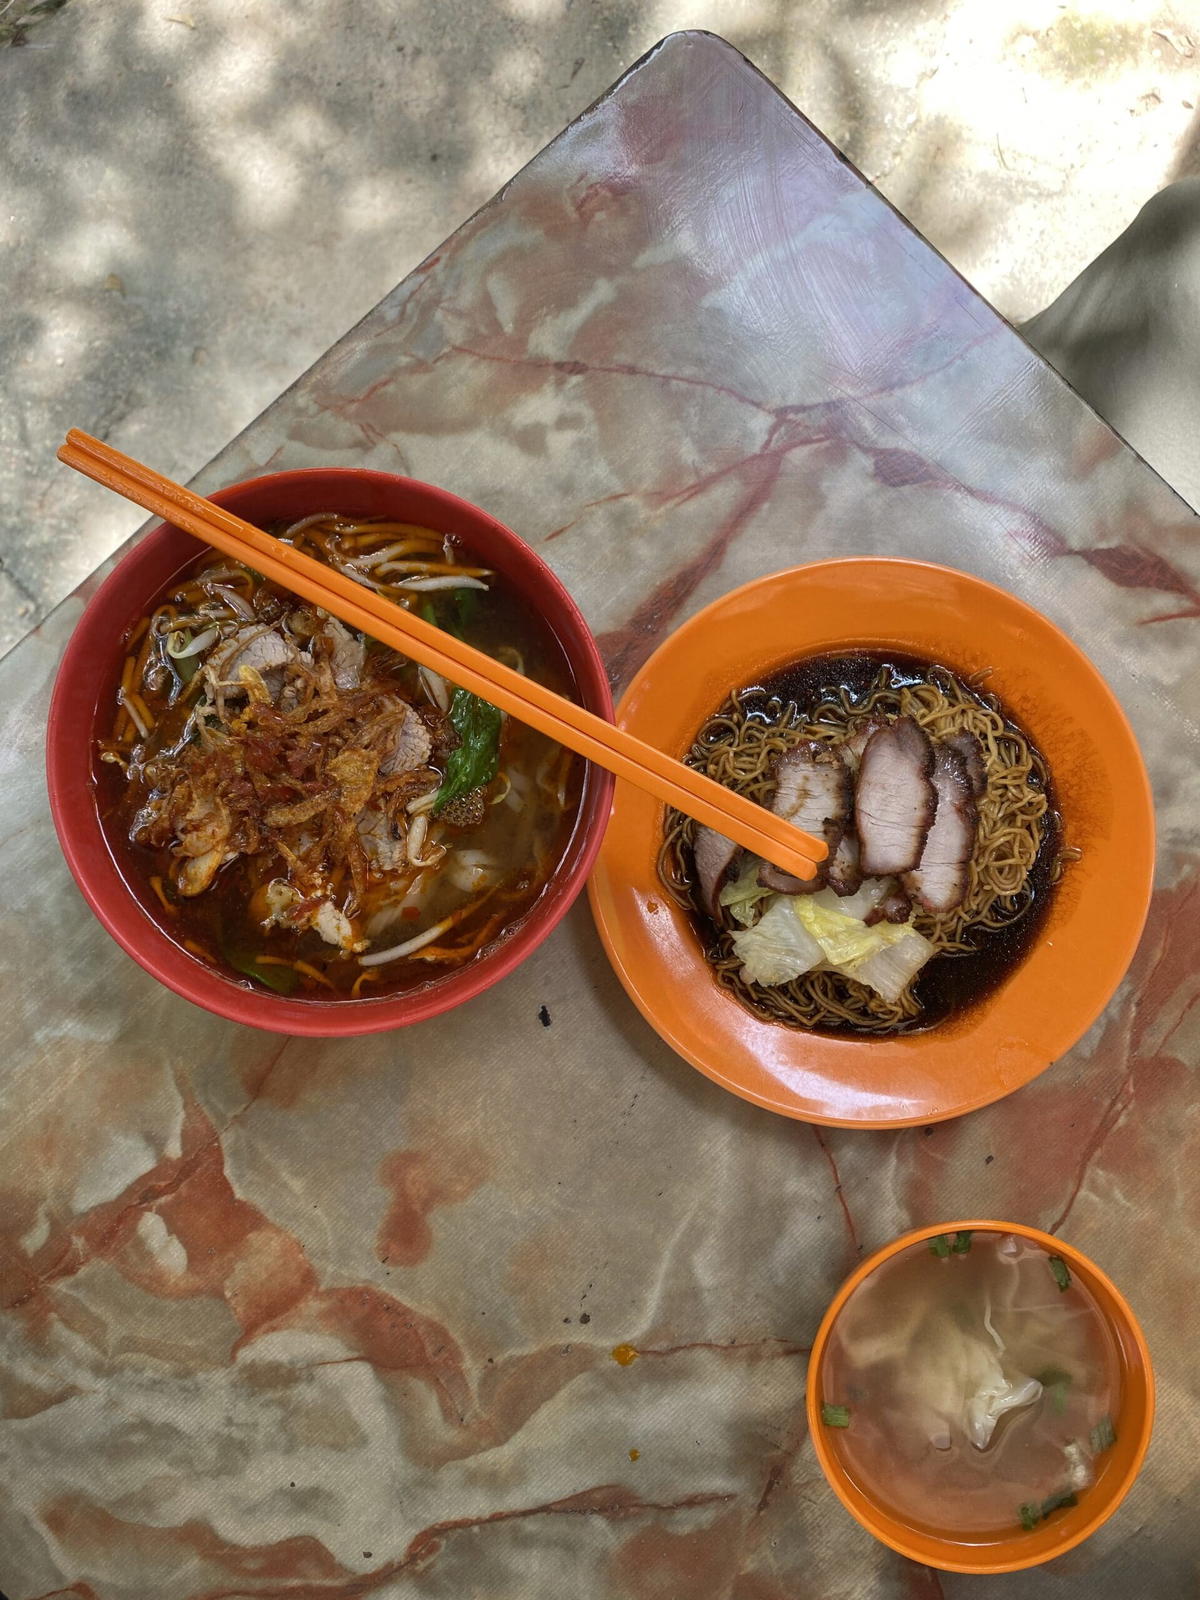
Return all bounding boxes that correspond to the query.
[820,1232,1123,1538]
[659,652,1064,1035]
[97,514,583,999]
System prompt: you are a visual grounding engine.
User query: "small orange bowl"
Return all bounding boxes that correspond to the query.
[588,559,1155,1126]
[806,1220,1154,1573]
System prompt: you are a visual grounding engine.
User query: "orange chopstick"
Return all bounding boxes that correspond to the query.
[58,429,826,880]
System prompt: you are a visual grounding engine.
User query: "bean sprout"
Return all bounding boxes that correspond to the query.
[418,665,451,713]
[358,916,455,966]
[167,625,220,659]
[119,690,150,740]
[396,576,489,592]
[354,540,444,569]
[283,512,345,539]
[207,585,256,620]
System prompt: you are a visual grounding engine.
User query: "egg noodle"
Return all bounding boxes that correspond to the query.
[658,661,1065,1034]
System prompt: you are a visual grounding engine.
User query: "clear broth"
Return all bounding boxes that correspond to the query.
[822,1233,1122,1538]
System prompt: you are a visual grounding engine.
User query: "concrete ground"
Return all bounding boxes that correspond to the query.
[3,0,1200,655]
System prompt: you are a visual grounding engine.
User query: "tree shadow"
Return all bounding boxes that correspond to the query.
[0,0,1139,646]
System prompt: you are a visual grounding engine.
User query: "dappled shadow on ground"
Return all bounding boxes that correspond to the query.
[4,0,1198,654]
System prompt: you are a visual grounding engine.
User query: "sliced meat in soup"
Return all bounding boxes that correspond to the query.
[758,742,851,894]
[825,826,864,897]
[694,826,740,921]
[855,717,937,876]
[945,729,987,801]
[903,742,978,913]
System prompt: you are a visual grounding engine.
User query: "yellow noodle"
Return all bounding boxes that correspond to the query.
[658,662,1060,1034]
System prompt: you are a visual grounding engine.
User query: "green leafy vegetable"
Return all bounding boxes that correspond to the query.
[1036,1365,1072,1415]
[1090,1414,1117,1454]
[217,909,299,995]
[1018,1502,1040,1532]
[420,595,503,815]
[951,1230,974,1254]
[434,688,502,813]
[1049,1255,1072,1292]
[820,1403,851,1428]
[224,947,299,996]
[929,1234,952,1258]
[729,897,824,986]
[795,894,914,968]
[718,859,774,926]
[455,586,480,633]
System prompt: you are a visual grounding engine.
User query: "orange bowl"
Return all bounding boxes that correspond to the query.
[805,1220,1154,1573]
[588,559,1154,1126]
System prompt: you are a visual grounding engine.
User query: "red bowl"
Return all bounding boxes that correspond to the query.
[46,469,614,1035]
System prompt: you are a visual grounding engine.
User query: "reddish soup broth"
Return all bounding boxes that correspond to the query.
[821,1233,1122,1539]
[96,516,583,1000]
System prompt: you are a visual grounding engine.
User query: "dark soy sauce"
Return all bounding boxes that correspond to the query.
[729,650,1060,1036]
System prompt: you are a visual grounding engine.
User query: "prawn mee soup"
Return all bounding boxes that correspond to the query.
[820,1232,1123,1539]
[97,514,584,999]
[659,652,1067,1036]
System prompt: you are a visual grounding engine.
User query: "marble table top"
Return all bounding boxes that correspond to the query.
[2,31,1199,1600]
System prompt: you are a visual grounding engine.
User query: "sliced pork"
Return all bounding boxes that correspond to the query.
[758,861,819,894]
[855,717,937,876]
[826,827,863,896]
[945,730,987,800]
[694,826,740,922]
[207,625,297,694]
[903,742,978,913]
[865,885,912,926]
[841,715,884,773]
[319,616,367,690]
[757,742,851,895]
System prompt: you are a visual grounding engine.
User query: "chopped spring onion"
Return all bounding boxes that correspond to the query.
[929,1234,952,1258]
[820,1403,851,1428]
[1040,1489,1078,1518]
[1048,1256,1072,1293]
[1090,1414,1117,1455]
[951,1230,974,1254]
[1017,1489,1079,1533]
[1036,1366,1072,1415]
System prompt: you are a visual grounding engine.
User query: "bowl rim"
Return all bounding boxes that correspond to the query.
[588,556,1156,1127]
[804,1218,1156,1574]
[46,467,614,1035]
